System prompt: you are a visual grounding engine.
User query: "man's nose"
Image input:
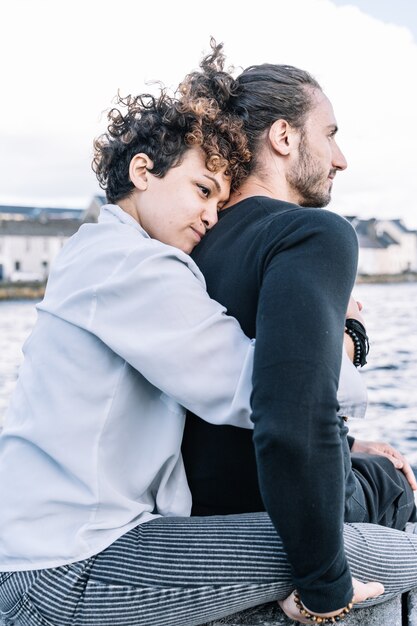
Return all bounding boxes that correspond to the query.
[334,143,347,171]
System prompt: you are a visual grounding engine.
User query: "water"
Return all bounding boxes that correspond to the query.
[0,300,37,421]
[1,283,416,465]
[348,283,417,467]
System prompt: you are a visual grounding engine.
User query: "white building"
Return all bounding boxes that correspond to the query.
[1,202,416,281]
[82,194,107,223]
[0,206,82,282]
[346,217,417,276]
[377,219,417,272]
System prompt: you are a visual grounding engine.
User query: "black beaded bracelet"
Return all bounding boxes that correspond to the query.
[345,326,363,367]
[293,591,353,623]
[345,318,369,368]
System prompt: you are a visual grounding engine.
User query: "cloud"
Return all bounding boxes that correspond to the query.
[1,0,416,226]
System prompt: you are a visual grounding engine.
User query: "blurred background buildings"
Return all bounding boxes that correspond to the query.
[1,199,416,282]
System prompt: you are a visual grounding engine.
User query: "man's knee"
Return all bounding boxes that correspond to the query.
[393,469,417,529]
[351,453,416,530]
[373,457,416,530]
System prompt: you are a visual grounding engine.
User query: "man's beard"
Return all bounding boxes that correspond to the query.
[287,133,333,208]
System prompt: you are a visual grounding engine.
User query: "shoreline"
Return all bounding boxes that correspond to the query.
[0,282,46,301]
[1,274,417,301]
[356,272,417,284]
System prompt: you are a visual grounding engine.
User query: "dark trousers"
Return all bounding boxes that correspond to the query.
[345,453,417,530]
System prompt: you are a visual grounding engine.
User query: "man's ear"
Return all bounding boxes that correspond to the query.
[129,153,154,191]
[268,119,296,156]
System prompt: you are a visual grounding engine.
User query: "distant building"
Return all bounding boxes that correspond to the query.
[0,204,83,222]
[0,205,83,282]
[346,216,417,275]
[377,219,417,272]
[82,194,107,223]
[1,200,416,281]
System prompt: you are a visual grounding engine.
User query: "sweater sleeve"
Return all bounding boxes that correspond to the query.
[88,244,255,428]
[251,209,358,612]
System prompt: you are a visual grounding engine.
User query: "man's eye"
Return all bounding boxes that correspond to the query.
[197,184,210,197]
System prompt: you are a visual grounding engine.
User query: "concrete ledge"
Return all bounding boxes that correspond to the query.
[1,592,415,625]
[407,589,417,626]
[203,595,403,625]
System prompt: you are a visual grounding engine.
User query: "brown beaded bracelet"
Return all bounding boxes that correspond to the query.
[293,591,353,623]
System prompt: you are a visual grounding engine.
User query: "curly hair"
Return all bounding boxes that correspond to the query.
[179,39,322,174]
[92,85,250,204]
[179,39,238,116]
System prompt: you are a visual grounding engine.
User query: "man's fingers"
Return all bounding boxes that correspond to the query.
[385,453,403,468]
[401,461,417,490]
[353,580,385,603]
[380,451,417,491]
[279,579,385,624]
[376,451,403,469]
[278,597,310,624]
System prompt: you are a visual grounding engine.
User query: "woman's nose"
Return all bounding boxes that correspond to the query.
[201,204,219,230]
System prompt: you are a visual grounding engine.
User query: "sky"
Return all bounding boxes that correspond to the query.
[1,0,417,227]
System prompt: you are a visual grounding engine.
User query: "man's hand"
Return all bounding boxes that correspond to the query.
[351,439,417,491]
[278,577,384,624]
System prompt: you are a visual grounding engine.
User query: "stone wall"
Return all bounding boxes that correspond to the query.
[203,591,417,626]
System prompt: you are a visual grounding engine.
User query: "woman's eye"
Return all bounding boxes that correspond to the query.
[197,184,210,197]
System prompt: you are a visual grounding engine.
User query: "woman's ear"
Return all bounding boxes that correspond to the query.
[268,119,295,156]
[129,153,154,191]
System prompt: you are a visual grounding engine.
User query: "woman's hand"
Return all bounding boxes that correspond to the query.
[278,577,384,624]
[346,295,365,326]
[344,296,366,361]
[351,439,417,491]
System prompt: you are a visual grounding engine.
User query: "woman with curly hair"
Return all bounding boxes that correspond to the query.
[0,87,260,626]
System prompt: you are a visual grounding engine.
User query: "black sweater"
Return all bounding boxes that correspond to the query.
[182,197,358,612]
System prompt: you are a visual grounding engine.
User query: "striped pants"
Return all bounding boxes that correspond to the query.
[1,514,417,626]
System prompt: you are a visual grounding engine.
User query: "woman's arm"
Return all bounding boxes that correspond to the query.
[88,244,255,428]
[337,349,367,419]
[344,295,366,360]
